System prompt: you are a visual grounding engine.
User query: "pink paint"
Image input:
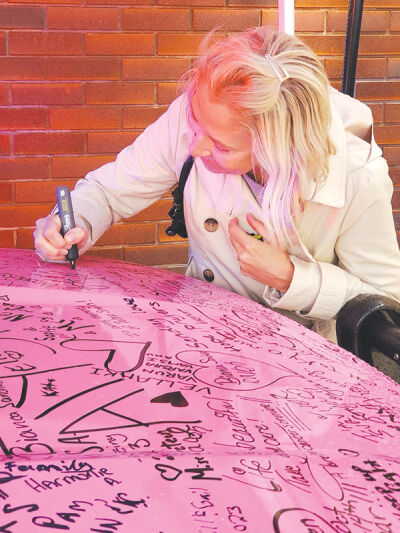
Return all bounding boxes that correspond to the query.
[0,249,399,532]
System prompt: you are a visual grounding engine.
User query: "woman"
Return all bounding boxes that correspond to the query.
[34,27,400,341]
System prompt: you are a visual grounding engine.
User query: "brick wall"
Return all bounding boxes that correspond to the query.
[0,0,399,271]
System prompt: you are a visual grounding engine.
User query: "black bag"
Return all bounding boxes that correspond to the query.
[165,155,194,239]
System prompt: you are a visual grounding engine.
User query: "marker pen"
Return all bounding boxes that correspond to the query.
[248,233,264,241]
[56,186,79,269]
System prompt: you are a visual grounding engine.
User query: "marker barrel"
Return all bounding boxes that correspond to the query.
[56,186,79,268]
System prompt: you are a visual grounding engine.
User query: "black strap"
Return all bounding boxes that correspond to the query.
[165,155,194,238]
[342,0,364,97]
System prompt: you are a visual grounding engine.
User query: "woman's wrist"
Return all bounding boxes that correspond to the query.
[275,258,294,293]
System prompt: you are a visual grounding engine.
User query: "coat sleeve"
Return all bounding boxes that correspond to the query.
[69,95,189,251]
[265,162,400,321]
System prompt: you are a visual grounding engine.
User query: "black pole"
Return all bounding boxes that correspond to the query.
[342,0,364,97]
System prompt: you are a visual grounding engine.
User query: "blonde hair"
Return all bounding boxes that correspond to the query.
[181,27,335,245]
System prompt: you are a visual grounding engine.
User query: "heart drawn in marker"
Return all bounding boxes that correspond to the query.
[150,391,189,407]
[155,463,183,481]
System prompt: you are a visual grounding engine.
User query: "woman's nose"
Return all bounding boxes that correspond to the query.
[189,133,213,157]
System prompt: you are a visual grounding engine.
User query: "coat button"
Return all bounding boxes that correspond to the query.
[204,218,218,232]
[203,269,215,282]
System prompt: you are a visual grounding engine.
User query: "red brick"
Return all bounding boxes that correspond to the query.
[159,0,223,5]
[327,10,389,32]
[86,82,154,105]
[128,199,172,222]
[393,211,399,233]
[0,183,13,203]
[122,8,190,31]
[388,59,400,78]
[122,58,190,81]
[0,135,11,155]
[391,11,400,31]
[330,81,341,91]
[9,32,82,56]
[0,5,45,28]
[87,132,139,154]
[47,59,118,80]
[0,231,15,248]
[157,82,179,104]
[1,205,52,228]
[193,9,259,31]
[125,243,189,266]
[51,155,114,178]
[158,34,208,56]
[0,108,48,130]
[85,247,124,260]
[229,0,274,6]
[358,59,387,79]
[85,33,154,56]
[374,125,400,145]
[365,0,400,7]
[0,84,8,105]
[261,10,278,28]
[385,104,400,123]
[47,7,119,30]
[16,228,35,249]
[0,58,47,80]
[356,81,400,101]
[15,179,77,203]
[86,0,152,5]
[383,147,400,167]
[359,36,400,56]
[0,33,6,55]
[263,10,325,32]
[14,133,85,156]
[158,221,187,242]
[390,169,400,186]
[122,106,167,129]
[368,103,384,123]
[325,58,386,80]
[295,10,325,31]
[50,108,120,130]
[12,83,83,105]
[393,189,400,209]
[296,1,347,6]
[8,0,80,4]
[0,158,50,180]
[97,223,155,245]
[300,36,344,56]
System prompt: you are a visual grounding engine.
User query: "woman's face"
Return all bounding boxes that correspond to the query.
[188,82,253,175]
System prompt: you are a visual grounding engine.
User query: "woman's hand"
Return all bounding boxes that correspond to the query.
[228,213,294,292]
[33,214,88,263]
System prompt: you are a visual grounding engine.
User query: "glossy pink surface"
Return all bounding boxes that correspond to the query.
[0,249,399,532]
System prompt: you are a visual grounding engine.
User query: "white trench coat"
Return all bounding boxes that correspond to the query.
[69,88,400,342]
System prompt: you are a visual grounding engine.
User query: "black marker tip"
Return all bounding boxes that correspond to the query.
[69,259,76,269]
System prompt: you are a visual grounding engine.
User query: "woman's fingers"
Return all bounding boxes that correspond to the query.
[33,215,88,262]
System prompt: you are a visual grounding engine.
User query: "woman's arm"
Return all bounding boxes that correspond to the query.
[268,164,400,320]
[34,95,190,260]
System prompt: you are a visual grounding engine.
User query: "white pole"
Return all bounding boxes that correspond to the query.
[278,0,295,35]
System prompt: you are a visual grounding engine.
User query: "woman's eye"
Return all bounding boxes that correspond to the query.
[214,145,230,154]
